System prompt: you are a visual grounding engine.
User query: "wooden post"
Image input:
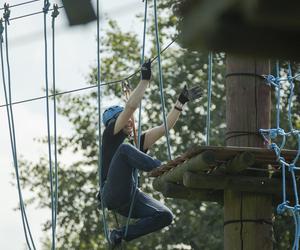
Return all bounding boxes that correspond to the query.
[225,55,273,250]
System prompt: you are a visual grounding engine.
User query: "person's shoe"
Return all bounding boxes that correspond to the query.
[108,230,122,249]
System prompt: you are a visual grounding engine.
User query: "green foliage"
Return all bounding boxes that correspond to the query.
[16,1,300,250]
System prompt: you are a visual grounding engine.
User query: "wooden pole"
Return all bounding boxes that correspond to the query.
[225,55,273,250]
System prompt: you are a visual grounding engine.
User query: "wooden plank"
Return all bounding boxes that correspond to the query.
[155,181,223,202]
[150,145,299,178]
[183,171,293,198]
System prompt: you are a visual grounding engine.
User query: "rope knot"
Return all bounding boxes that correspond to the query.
[287,75,294,84]
[269,143,277,150]
[43,0,50,14]
[291,129,299,136]
[279,157,286,165]
[264,74,277,86]
[277,202,288,214]
[51,4,59,18]
[3,3,10,24]
[288,163,296,172]
[277,128,285,136]
[293,205,300,212]
[269,129,278,139]
[274,76,282,88]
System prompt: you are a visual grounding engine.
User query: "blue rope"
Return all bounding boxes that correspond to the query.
[206,52,212,146]
[124,0,148,238]
[95,0,110,244]
[137,0,147,151]
[1,11,36,249]
[260,62,300,250]
[287,63,295,133]
[42,1,56,249]
[153,0,172,161]
[275,61,281,130]
[51,3,59,240]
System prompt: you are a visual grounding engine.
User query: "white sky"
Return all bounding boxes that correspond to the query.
[0,0,143,249]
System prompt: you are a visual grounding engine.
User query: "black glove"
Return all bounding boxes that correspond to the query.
[141,59,151,80]
[178,85,203,104]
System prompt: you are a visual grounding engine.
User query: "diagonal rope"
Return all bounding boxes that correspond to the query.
[153,0,172,160]
[0,37,177,109]
[0,0,40,11]
[9,5,64,22]
[1,7,36,249]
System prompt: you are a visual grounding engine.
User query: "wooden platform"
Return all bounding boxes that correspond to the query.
[150,146,299,203]
[150,146,299,177]
[175,0,300,59]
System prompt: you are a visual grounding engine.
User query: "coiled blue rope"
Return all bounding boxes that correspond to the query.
[260,61,300,250]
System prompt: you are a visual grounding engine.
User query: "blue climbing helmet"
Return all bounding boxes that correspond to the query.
[102,105,124,127]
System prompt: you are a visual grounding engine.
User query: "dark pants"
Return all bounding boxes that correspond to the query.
[102,144,174,241]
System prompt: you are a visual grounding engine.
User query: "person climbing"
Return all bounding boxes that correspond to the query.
[99,59,202,248]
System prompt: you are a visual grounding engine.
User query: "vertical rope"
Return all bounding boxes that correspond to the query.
[95,0,109,244]
[1,7,36,249]
[124,0,148,238]
[51,3,59,240]
[137,0,148,150]
[275,60,280,130]
[206,52,212,146]
[42,1,56,249]
[153,0,172,160]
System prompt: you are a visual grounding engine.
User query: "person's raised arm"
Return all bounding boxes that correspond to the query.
[142,85,202,150]
[114,60,151,135]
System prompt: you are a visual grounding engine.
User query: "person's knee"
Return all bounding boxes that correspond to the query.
[159,210,174,227]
